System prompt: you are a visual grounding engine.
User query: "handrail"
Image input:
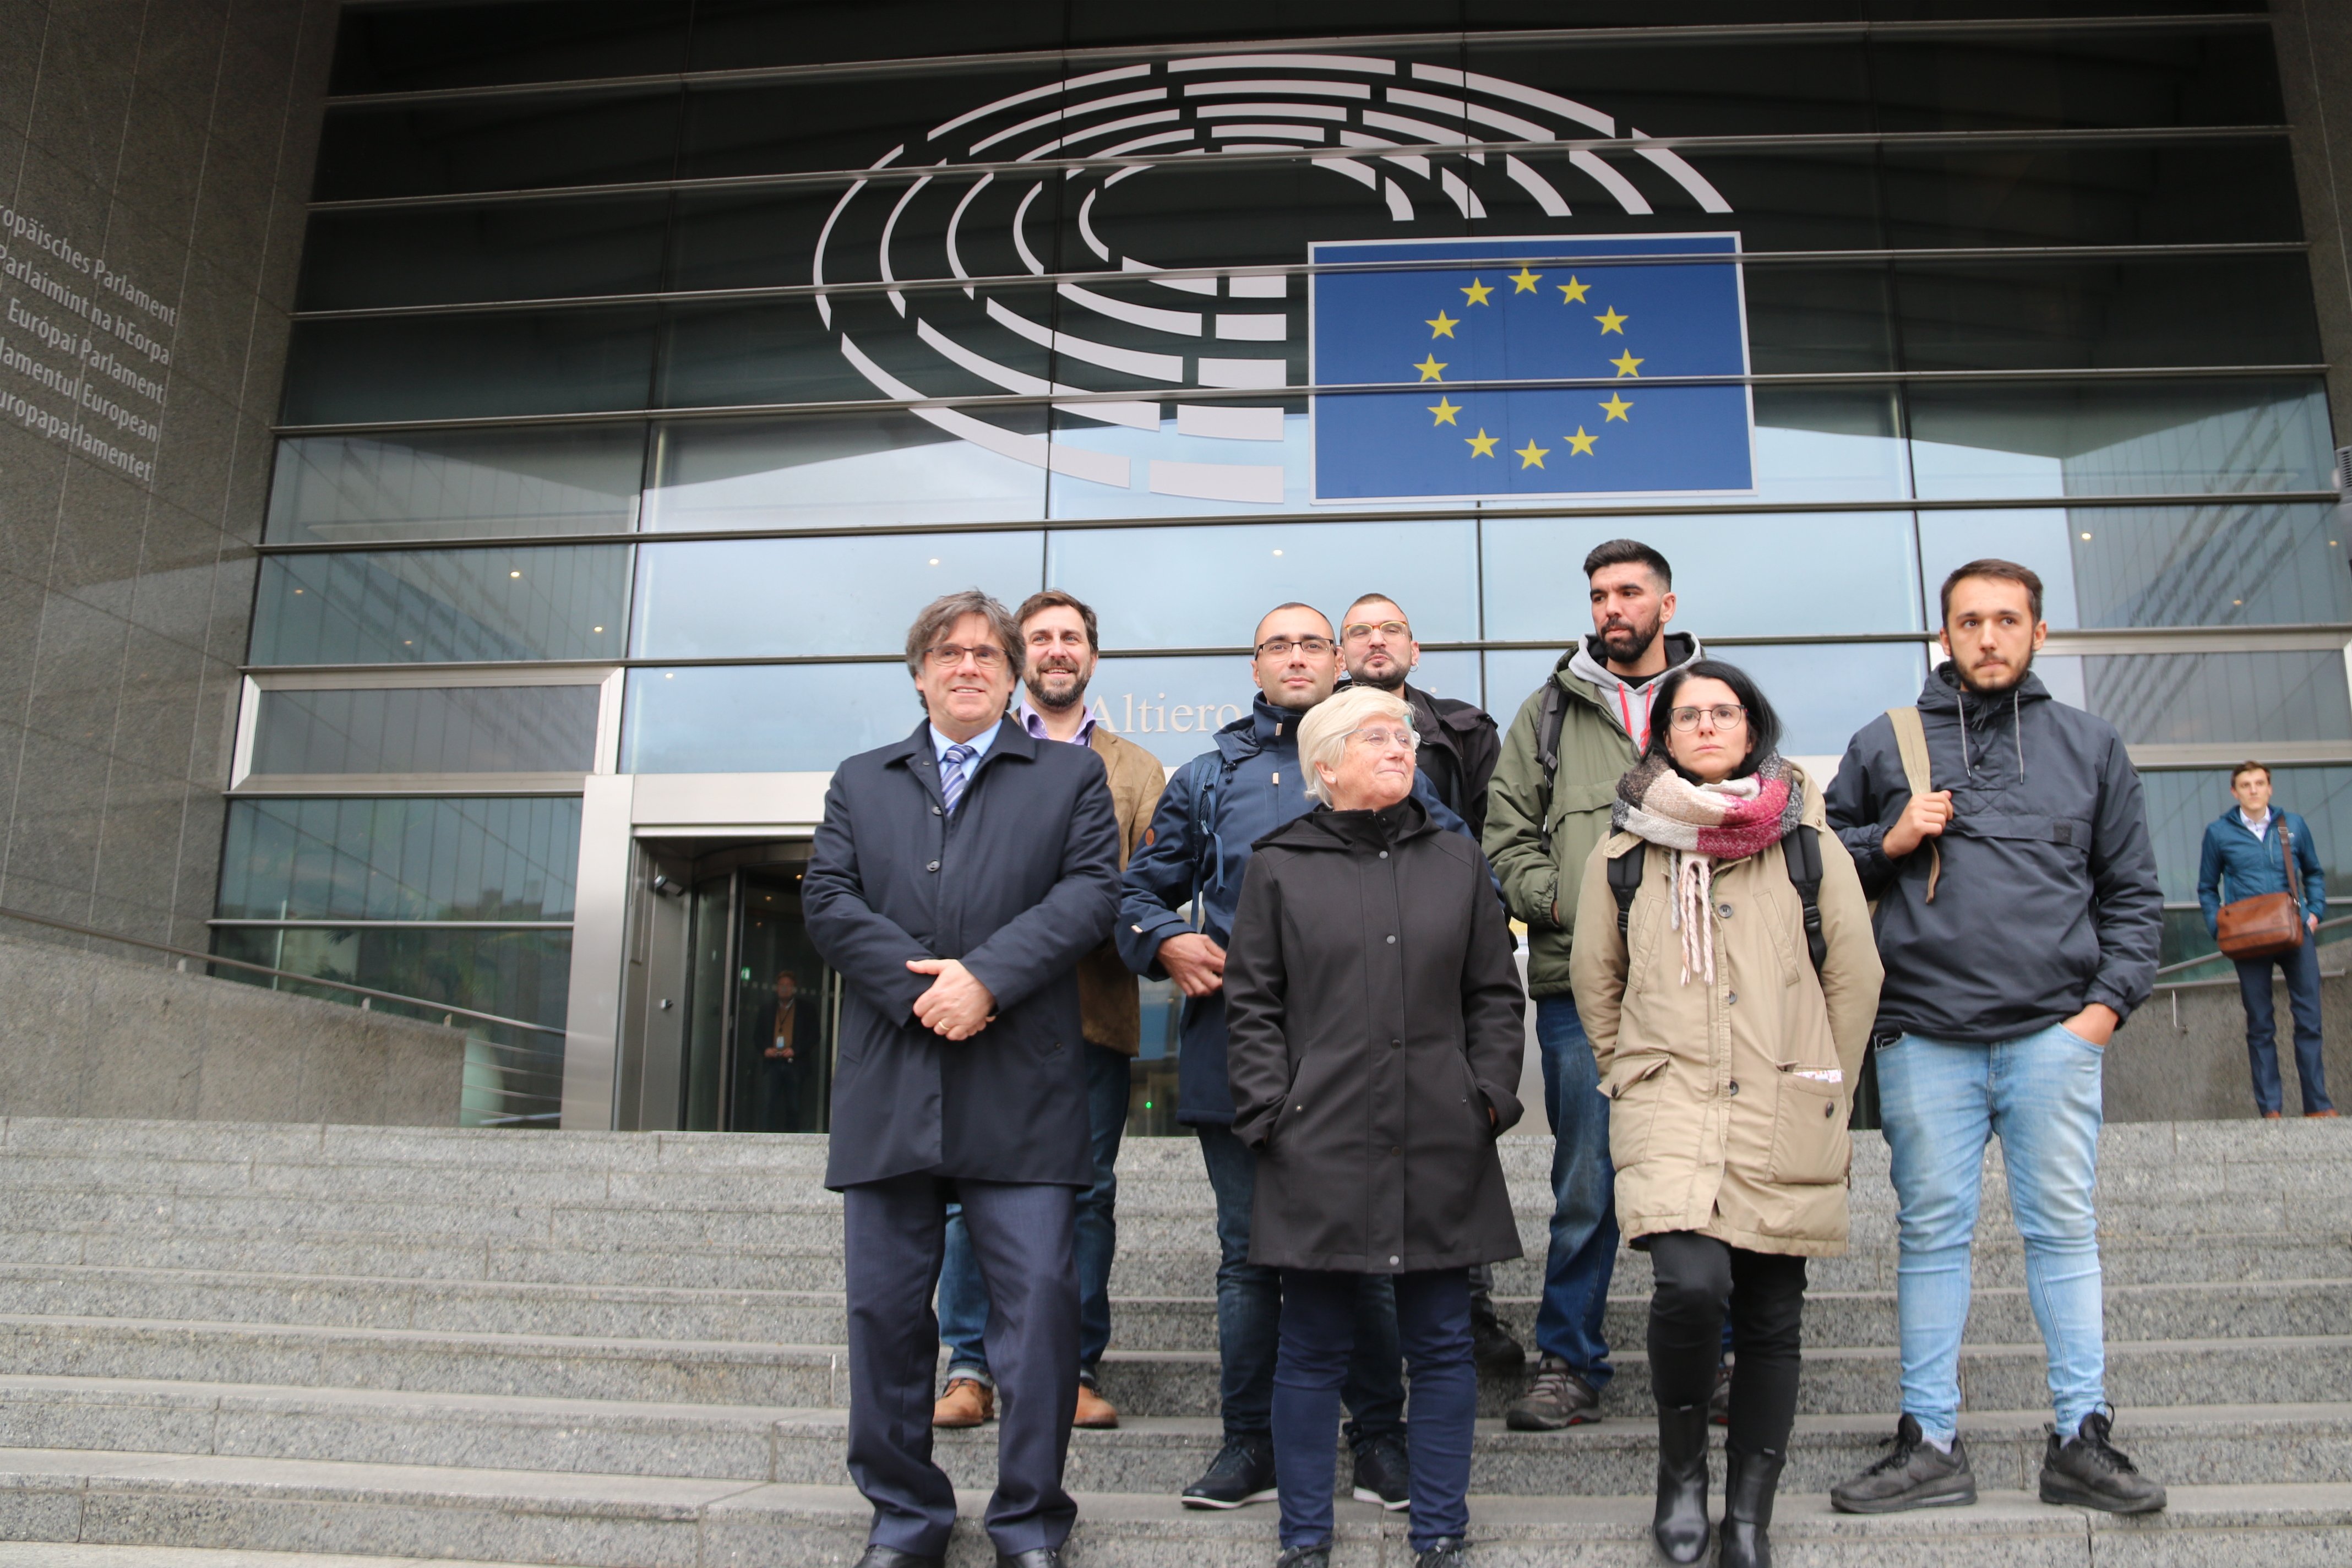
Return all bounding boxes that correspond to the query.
[0,905,567,1038]
[2151,913,2352,986]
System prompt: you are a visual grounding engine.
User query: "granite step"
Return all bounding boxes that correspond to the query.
[0,1548,554,1568]
[3,1265,2340,1354]
[3,1375,2346,1495]
[0,1447,2343,1567]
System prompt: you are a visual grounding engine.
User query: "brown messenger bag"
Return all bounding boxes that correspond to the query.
[2215,821,2306,963]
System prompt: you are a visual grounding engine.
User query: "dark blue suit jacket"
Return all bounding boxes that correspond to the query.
[806,719,1121,1190]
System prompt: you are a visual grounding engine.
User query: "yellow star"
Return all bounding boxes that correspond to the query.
[1425,310,1459,339]
[1427,397,1461,426]
[1558,275,1590,303]
[1509,266,1542,293]
[1599,393,1632,422]
[1461,277,1494,306]
[1515,439,1548,469]
[1594,306,1628,335]
[1413,354,1447,382]
[1465,428,1498,458]
[1610,350,1643,377]
[1565,426,1598,455]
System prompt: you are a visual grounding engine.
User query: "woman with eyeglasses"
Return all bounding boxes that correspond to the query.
[1221,683,1527,1568]
[1569,660,1881,1568]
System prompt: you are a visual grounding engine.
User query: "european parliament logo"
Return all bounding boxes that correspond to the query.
[1310,236,1753,502]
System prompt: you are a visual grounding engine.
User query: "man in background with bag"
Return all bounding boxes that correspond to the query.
[2198,760,2335,1119]
[1823,559,2167,1518]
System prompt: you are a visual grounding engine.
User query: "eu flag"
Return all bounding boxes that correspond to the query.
[1310,235,1753,502]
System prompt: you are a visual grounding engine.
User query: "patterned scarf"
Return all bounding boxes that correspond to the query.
[1610,752,1802,985]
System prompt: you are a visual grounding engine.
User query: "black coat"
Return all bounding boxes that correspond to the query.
[1402,681,1501,839]
[805,721,1121,1191]
[1224,797,1527,1273]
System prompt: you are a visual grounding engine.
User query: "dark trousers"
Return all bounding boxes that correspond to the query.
[940,1043,1129,1378]
[2236,939,2334,1115]
[1275,1268,1474,1552]
[1196,1120,1405,1446]
[842,1174,1079,1558]
[1647,1232,1806,1458]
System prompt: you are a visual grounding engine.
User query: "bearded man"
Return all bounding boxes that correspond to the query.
[932,591,1166,1434]
[1481,538,1704,1430]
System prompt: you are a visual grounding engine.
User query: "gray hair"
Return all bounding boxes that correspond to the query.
[1298,685,1415,805]
[903,590,1021,706]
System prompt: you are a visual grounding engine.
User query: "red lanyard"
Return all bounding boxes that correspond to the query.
[1619,684,1648,750]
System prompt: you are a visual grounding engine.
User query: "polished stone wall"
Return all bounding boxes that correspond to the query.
[0,0,332,953]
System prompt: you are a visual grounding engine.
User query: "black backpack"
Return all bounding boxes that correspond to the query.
[1606,827,1828,974]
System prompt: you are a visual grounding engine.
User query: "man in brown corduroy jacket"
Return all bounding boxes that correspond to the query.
[933,590,1165,1433]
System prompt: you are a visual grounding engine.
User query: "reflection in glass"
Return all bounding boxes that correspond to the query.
[1483,641,1929,760]
[1079,652,1482,768]
[329,1,692,95]
[217,797,582,922]
[312,92,684,203]
[253,686,601,777]
[1050,521,1477,650]
[281,311,659,425]
[630,533,1044,659]
[251,548,631,667]
[1908,380,2332,500]
[645,416,1048,531]
[621,663,924,772]
[266,428,646,544]
[1483,512,1920,642]
[2035,651,2352,748]
[297,198,671,312]
[1888,258,2318,373]
[1917,504,2352,631]
[211,925,569,1127]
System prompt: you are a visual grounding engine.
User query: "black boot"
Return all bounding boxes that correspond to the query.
[1718,1446,1784,1568]
[1652,1401,1711,1564]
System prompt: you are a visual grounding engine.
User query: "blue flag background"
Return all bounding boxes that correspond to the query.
[1310,235,1754,502]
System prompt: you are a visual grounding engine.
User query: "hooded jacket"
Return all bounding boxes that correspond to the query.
[1570,769,1881,1256]
[2198,805,2326,936]
[1483,633,1704,997]
[1117,695,1471,1125]
[1825,664,2162,1044]
[1224,796,1526,1273]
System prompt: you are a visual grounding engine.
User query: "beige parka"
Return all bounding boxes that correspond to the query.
[1568,770,1882,1257]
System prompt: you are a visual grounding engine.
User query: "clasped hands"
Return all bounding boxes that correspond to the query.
[907,957,997,1041]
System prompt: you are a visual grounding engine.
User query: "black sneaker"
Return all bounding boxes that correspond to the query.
[1469,1295,1527,1376]
[1504,1355,1601,1430]
[1413,1537,1467,1567]
[1708,1355,1732,1428]
[1351,1430,1410,1510]
[1828,1414,1978,1513]
[1182,1436,1277,1510]
[2040,1411,2166,1514]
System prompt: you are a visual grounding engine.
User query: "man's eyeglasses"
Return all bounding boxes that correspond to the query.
[1342,619,1410,642]
[924,643,1008,670]
[1667,704,1747,732]
[1346,726,1421,751]
[1255,636,1335,658]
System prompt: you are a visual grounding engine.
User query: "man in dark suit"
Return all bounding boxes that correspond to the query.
[750,970,813,1131]
[805,588,1122,1568]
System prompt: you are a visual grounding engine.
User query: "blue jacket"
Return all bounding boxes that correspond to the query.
[2198,807,2324,936]
[1117,696,1470,1125]
[805,721,1121,1190]
[1826,664,2162,1044]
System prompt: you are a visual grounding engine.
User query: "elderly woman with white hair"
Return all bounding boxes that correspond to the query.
[1223,684,1527,1568]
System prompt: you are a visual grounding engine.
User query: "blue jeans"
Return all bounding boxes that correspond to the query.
[1196,1120,1406,1447]
[1533,994,1616,1387]
[1877,1023,2108,1447]
[940,1043,1130,1381]
[2236,939,2334,1115]
[1275,1268,1472,1553]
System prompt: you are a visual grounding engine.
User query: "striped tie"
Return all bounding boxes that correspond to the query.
[938,743,977,815]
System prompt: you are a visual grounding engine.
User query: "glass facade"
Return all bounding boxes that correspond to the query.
[231,2,2350,1127]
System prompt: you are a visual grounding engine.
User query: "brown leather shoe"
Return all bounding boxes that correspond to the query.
[1073,1382,1119,1429]
[2310,1109,2340,1119]
[933,1377,994,1428]
[2262,1111,2283,1120]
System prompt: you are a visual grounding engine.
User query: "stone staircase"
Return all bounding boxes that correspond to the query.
[0,1115,2343,1566]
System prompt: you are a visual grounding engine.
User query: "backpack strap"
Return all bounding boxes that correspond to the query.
[1887,705,1941,904]
[1535,679,1568,856]
[1608,841,1645,943]
[1186,755,1226,921]
[1782,825,1827,974]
